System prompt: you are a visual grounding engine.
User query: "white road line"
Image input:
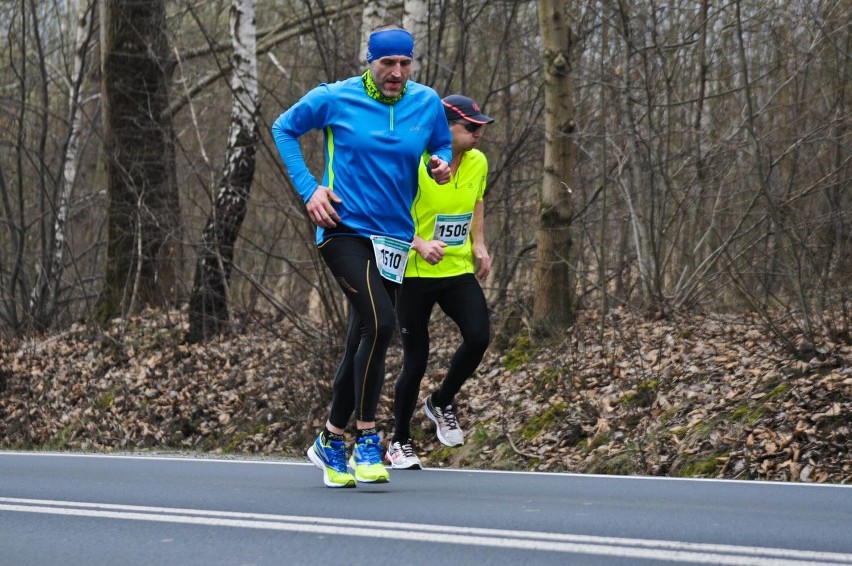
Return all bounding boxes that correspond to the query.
[0,450,305,466]
[0,451,845,488]
[2,498,850,565]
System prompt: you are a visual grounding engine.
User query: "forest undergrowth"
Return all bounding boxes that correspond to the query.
[1,307,849,484]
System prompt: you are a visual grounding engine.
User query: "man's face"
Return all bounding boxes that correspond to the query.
[370,56,412,97]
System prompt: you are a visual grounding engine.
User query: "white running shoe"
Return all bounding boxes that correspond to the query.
[385,439,422,470]
[424,397,464,447]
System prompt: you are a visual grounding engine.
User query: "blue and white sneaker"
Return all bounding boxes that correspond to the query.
[307,434,356,488]
[348,434,389,483]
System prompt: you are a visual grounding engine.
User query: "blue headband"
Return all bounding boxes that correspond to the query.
[366,29,414,63]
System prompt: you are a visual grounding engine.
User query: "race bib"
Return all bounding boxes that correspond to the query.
[370,236,412,283]
[433,212,473,246]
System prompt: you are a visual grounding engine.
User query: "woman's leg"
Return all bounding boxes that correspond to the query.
[433,274,490,407]
[393,278,437,441]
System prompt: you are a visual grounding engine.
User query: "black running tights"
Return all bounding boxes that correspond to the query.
[393,274,490,441]
[319,236,399,427]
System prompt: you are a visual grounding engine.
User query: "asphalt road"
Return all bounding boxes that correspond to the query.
[1,451,850,565]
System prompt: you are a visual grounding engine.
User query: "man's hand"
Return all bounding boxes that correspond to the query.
[306,186,342,228]
[414,237,447,265]
[429,155,451,185]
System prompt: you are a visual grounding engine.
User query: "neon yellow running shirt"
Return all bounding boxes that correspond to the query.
[406,148,488,278]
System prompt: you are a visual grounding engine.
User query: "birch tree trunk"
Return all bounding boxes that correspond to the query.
[403,0,429,79]
[29,0,97,329]
[187,0,258,342]
[359,1,391,63]
[532,0,575,331]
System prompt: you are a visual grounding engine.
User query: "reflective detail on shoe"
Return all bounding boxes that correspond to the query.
[424,397,464,447]
[385,439,422,470]
[348,434,390,483]
[307,434,356,488]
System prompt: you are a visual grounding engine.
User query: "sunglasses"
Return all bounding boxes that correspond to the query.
[455,121,483,133]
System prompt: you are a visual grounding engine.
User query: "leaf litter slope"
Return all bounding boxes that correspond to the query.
[1,308,849,484]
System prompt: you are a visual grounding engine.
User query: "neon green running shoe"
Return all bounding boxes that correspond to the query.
[348,434,389,483]
[307,434,356,488]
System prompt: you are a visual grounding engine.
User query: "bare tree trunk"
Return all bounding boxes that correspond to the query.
[100,0,179,320]
[532,0,575,331]
[187,0,258,343]
[596,9,610,341]
[2,3,32,332]
[359,1,391,63]
[684,0,710,277]
[29,0,97,330]
[28,0,51,329]
[403,0,429,79]
[614,0,662,312]
[819,25,851,325]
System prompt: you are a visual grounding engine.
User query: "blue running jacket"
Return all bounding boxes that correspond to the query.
[272,76,453,244]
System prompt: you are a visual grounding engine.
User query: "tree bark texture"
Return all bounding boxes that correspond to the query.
[533,0,575,331]
[101,0,178,320]
[359,1,391,63]
[402,0,429,79]
[29,0,97,330]
[187,0,258,342]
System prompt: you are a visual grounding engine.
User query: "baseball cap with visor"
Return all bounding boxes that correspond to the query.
[442,94,495,125]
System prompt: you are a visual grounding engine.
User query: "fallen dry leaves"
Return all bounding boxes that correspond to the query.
[1,307,849,484]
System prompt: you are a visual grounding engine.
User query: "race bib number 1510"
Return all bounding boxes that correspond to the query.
[370,236,412,284]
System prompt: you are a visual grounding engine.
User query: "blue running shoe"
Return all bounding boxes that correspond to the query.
[307,434,356,488]
[348,434,389,483]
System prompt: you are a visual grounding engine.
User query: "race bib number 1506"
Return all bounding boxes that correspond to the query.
[433,212,473,246]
